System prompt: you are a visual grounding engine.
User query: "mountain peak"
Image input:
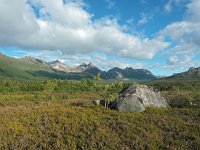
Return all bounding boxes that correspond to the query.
[101,67,156,80]
[55,59,61,63]
[188,67,200,74]
[49,60,72,73]
[188,67,198,72]
[79,62,96,70]
[88,62,95,67]
[80,62,87,67]
[50,59,62,64]
[22,56,47,65]
[167,67,200,79]
[0,53,157,80]
[24,56,35,60]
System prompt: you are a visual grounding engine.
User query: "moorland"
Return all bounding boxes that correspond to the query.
[0,78,200,149]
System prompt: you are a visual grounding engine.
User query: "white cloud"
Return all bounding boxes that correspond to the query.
[164,55,200,70]
[186,0,200,22]
[0,0,169,60]
[159,0,200,69]
[137,13,152,26]
[168,55,179,65]
[164,1,173,12]
[164,0,188,12]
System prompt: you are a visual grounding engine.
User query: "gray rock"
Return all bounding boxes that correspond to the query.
[114,84,168,112]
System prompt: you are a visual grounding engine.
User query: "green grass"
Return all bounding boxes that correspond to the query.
[0,103,199,150]
[0,79,200,149]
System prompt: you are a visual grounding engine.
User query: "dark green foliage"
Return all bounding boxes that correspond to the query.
[101,81,124,103]
[144,79,200,108]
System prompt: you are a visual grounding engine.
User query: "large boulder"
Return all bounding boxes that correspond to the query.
[113,84,168,112]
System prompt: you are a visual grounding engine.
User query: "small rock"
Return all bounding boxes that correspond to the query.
[93,100,101,105]
[93,99,108,107]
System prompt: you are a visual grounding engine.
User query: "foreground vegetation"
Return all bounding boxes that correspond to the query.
[0,79,200,149]
[1,104,200,150]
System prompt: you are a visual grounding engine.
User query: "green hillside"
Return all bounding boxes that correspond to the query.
[0,53,52,80]
[0,53,158,81]
[0,53,87,80]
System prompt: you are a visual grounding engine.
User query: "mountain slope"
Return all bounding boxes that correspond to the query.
[0,53,54,80]
[101,67,156,80]
[0,53,85,80]
[0,53,157,80]
[167,67,200,79]
[49,60,72,73]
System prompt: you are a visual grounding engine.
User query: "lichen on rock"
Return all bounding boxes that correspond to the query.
[113,84,168,112]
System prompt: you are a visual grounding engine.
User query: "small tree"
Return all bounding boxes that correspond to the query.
[43,80,57,105]
[93,73,102,81]
[33,93,39,104]
[101,82,124,108]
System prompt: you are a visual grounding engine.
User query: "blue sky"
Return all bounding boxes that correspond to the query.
[0,0,200,76]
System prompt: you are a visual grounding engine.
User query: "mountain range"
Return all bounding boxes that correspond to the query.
[0,53,157,80]
[0,52,199,81]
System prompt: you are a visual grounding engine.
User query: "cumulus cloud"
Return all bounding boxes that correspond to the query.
[164,55,200,70]
[160,0,200,69]
[0,0,169,59]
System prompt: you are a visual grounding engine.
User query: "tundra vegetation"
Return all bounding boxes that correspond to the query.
[0,79,200,149]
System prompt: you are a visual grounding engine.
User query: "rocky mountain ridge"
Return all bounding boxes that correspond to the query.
[18,54,156,80]
[167,67,200,79]
[0,52,157,80]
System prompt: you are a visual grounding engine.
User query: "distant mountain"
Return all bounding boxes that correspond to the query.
[167,67,200,79]
[83,66,102,77]
[0,53,54,80]
[156,75,167,79]
[21,56,48,65]
[101,67,156,80]
[49,60,72,73]
[73,62,96,72]
[0,53,156,80]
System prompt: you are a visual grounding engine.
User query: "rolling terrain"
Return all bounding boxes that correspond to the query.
[0,78,200,149]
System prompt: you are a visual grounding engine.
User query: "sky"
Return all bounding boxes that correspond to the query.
[0,0,200,76]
